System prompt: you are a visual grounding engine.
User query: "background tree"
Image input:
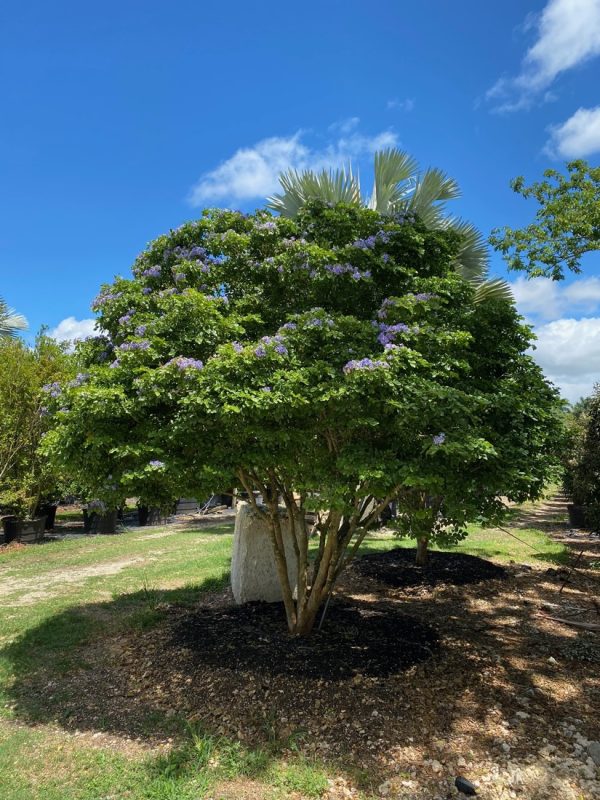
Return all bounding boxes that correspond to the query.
[0,334,73,518]
[268,147,512,302]
[562,385,600,529]
[0,296,27,338]
[45,203,562,634]
[490,160,600,280]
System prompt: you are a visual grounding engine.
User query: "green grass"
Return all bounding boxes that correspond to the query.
[0,505,572,799]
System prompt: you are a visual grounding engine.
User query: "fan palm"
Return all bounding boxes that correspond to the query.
[0,297,27,338]
[268,148,512,303]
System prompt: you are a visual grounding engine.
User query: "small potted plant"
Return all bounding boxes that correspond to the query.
[83,499,119,535]
[0,487,47,544]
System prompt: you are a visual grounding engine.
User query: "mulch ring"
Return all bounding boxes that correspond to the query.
[353,547,507,588]
[172,598,439,680]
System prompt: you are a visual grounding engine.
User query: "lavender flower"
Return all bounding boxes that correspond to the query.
[142,266,162,278]
[281,322,297,330]
[174,272,186,282]
[43,381,62,398]
[167,356,204,370]
[68,373,88,388]
[142,287,152,295]
[149,460,165,468]
[118,340,150,352]
[275,344,288,355]
[135,325,147,336]
[413,292,437,302]
[256,221,277,231]
[352,235,377,250]
[119,311,134,325]
[232,341,244,352]
[260,386,272,392]
[432,433,446,446]
[254,345,266,358]
[343,358,389,373]
[377,322,410,345]
[109,359,120,369]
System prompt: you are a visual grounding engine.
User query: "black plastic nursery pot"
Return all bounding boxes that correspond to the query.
[83,509,119,535]
[2,515,47,544]
[36,504,58,530]
[567,503,588,528]
[137,506,162,526]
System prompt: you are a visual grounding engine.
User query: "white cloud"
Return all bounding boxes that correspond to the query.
[545,105,600,158]
[511,276,600,321]
[487,0,600,112]
[530,317,600,402]
[188,124,398,205]
[50,316,97,343]
[387,98,415,112]
[510,277,600,401]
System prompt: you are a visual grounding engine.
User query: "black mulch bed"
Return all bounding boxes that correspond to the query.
[172,599,439,681]
[354,547,507,588]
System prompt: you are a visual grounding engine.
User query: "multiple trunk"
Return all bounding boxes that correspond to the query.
[237,470,397,635]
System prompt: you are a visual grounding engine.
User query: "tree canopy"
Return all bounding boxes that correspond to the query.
[45,202,563,633]
[490,160,600,281]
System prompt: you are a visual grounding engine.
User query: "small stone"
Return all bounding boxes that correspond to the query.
[588,741,600,766]
[547,656,558,665]
[515,711,530,720]
[430,760,443,772]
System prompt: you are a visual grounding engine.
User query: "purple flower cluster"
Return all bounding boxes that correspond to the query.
[119,310,134,325]
[135,325,147,336]
[254,334,288,357]
[377,298,397,319]
[281,322,297,331]
[343,358,389,373]
[142,287,152,295]
[260,386,272,392]
[93,291,123,308]
[432,433,446,446]
[232,341,244,352]
[324,263,371,281]
[68,373,88,388]
[167,356,204,370]
[377,322,410,345]
[149,460,165,468]
[352,230,391,250]
[118,340,150,352]
[43,381,62,398]
[413,292,437,302]
[255,221,277,231]
[141,266,162,278]
[109,359,121,369]
[174,272,186,282]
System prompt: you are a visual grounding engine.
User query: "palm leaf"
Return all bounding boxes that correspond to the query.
[268,166,361,217]
[446,218,490,282]
[0,297,27,338]
[368,148,419,212]
[403,168,461,226]
[471,278,514,304]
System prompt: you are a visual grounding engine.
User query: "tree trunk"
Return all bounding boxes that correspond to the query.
[415,536,429,566]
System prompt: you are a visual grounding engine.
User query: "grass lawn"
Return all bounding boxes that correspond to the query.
[0,505,571,799]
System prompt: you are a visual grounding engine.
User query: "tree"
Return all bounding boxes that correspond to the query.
[490,160,600,280]
[0,334,73,518]
[44,203,562,634]
[0,296,27,338]
[562,385,600,529]
[268,148,512,303]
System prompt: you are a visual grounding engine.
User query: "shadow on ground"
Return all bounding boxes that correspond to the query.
[3,545,599,797]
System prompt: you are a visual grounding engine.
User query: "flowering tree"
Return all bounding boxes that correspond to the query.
[45,202,562,634]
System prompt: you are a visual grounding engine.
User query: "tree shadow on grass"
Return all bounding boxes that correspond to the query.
[2,563,599,796]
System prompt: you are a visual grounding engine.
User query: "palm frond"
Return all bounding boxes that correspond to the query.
[471,278,514,304]
[368,148,419,212]
[0,297,27,338]
[268,167,361,217]
[404,168,461,226]
[446,218,490,282]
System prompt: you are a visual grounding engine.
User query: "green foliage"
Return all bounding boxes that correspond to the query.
[562,385,600,528]
[490,160,600,280]
[44,202,563,630]
[0,334,74,517]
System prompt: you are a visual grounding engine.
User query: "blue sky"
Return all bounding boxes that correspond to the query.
[1,0,599,400]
